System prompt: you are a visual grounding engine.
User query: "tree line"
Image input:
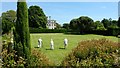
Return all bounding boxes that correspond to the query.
[1,5,46,34]
[63,16,119,34]
[1,5,62,34]
[1,5,120,35]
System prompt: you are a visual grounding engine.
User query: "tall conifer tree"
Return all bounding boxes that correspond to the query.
[14,0,31,60]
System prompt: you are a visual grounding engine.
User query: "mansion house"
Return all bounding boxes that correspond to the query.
[46,16,57,29]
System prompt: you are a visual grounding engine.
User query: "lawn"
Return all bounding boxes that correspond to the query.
[30,33,118,66]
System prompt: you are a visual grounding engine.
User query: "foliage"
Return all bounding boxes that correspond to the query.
[79,16,94,31]
[0,17,1,34]
[101,18,111,29]
[69,16,94,34]
[1,49,26,68]
[1,42,52,67]
[62,38,120,67]
[2,10,16,22]
[2,10,16,34]
[1,40,26,68]
[69,18,80,31]
[84,27,119,36]
[84,30,107,35]
[62,23,70,30]
[28,49,52,67]
[69,17,119,36]
[29,27,67,33]
[84,28,120,36]
[55,23,61,29]
[118,17,120,27]
[14,0,31,65]
[28,5,47,28]
[111,20,118,27]
[107,27,120,36]
[2,21,13,34]
[92,21,106,30]
[1,33,53,67]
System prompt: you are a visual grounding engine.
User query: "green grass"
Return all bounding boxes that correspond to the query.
[30,33,118,66]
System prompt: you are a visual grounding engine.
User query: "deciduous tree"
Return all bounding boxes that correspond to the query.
[62,23,69,30]
[28,6,47,28]
[2,10,16,34]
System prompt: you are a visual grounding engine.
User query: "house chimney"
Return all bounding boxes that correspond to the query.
[49,16,51,20]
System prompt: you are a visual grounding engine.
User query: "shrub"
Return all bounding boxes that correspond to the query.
[84,30,107,35]
[61,38,120,67]
[1,43,52,67]
[0,49,26,68]
[1,40,26,68]
[28,48,53,67]
[1,34,52,67]
[29,27,67,33]
[64,29,81,35]
[107,27,120,36]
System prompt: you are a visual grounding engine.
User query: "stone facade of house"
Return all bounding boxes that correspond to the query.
[46,16,56,29]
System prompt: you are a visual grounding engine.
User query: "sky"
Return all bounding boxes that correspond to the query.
[1,0,119,2]
[1,2,119,25]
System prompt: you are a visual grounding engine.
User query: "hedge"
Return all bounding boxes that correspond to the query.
[107,27,120,36]
[84,30,107,35]
[29,28,67,33]
[29,27,120,36]
[84,28,120,36]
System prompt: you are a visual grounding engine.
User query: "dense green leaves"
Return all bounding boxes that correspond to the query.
[118,17,120,27]
[29,28,66,33]
[14,0,31,63]
[55,23,61,29]
[69,16,94,34]
[2,10,16,22]
[79,16,94,31]
[92,21,106,30]
[28,6,47,28]
[101,18,111,29]
[2,10,16,34]
[2,20,13,34]
[68,16,119,35]
[70,19,79,31]
[62,23,70,30]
